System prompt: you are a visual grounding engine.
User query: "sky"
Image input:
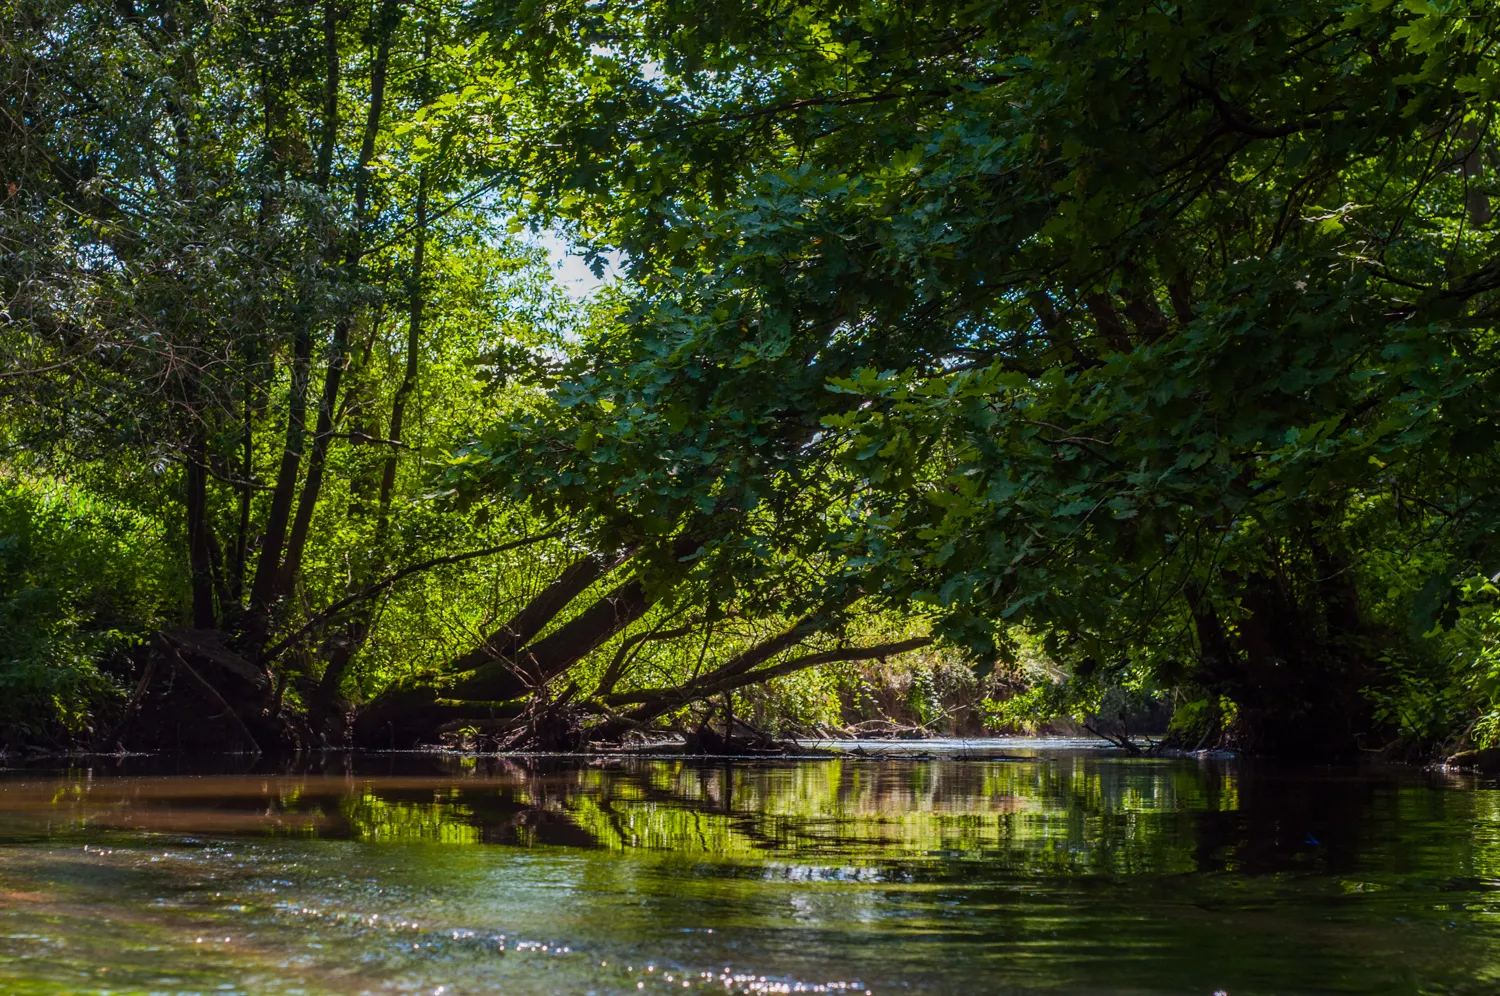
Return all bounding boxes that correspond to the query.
[535,229,618,298]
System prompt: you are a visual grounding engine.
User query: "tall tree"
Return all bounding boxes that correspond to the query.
[443,0,1500,753]
[0,0,584,748]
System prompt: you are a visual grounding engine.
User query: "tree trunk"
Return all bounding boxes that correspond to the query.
[593,637,933,741]
[375,25,433,537]
[306,20,429,733]
[1191,553,1377,756]
[248,1,340,614]
[185,440,216,630]
[248,322,311,612]
[231,388,253,604]
[279,0,399,591]
[350,530,705,748]
[447,577,654,702]
[375,162,426,532]
[449,552,626,673]
[349,560,646,748]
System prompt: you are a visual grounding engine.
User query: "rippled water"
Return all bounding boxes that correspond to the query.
[1,743,1497,994]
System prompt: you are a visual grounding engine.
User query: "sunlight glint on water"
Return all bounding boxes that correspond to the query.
[1,744,1499,994]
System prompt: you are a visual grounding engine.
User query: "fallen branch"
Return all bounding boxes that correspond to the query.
[1081,719,1142,755]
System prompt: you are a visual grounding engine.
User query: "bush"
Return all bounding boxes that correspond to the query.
[0,477,180,746]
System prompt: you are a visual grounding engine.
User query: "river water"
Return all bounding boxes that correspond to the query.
[0,741,1497,995]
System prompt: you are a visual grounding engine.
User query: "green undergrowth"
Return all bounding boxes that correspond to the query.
[0,477,180,745]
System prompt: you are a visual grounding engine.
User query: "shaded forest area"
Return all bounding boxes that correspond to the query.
[3,0,1500,760]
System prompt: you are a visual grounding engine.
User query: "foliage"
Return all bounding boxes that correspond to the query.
[0,478,178,742]
[0,0,595,745]
[0,0,947,750]
[436,0,1500,754]
[8,0,1500,756]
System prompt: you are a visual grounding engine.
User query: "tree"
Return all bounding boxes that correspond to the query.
[443,0,1500,754]
[0,0,584,749]
[0,0,942,752]
[17,0,1498,758]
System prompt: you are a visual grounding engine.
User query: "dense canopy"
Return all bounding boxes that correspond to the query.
[3,0,1499,759]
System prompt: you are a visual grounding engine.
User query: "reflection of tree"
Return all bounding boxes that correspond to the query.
[30,755,1478,888]
[332,757,1251,876]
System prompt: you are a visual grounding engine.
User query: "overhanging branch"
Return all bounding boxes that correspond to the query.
[601,637,934,720]
[261,529,563,662]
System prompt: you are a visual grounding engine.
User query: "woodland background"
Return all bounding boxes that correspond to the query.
[3,0,1500,759]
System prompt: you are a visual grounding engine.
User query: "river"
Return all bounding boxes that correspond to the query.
[1,740,1496,994]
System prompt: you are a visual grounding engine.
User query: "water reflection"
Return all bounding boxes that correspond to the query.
[1,748,1498,995]
[0,752,1448,874]
[1,753,1247,861]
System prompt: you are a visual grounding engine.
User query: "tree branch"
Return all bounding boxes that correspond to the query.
[260,530,562,662]
[602,637,934,716]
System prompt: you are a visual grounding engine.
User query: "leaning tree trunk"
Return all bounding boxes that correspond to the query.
[350,569,656,748]
[588,636,932,742]
[349,527,711,748]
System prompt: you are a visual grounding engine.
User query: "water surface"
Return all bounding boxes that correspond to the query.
[1,743,1496,994]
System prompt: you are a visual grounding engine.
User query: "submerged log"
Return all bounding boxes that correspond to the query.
[1445,748,1500,774]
